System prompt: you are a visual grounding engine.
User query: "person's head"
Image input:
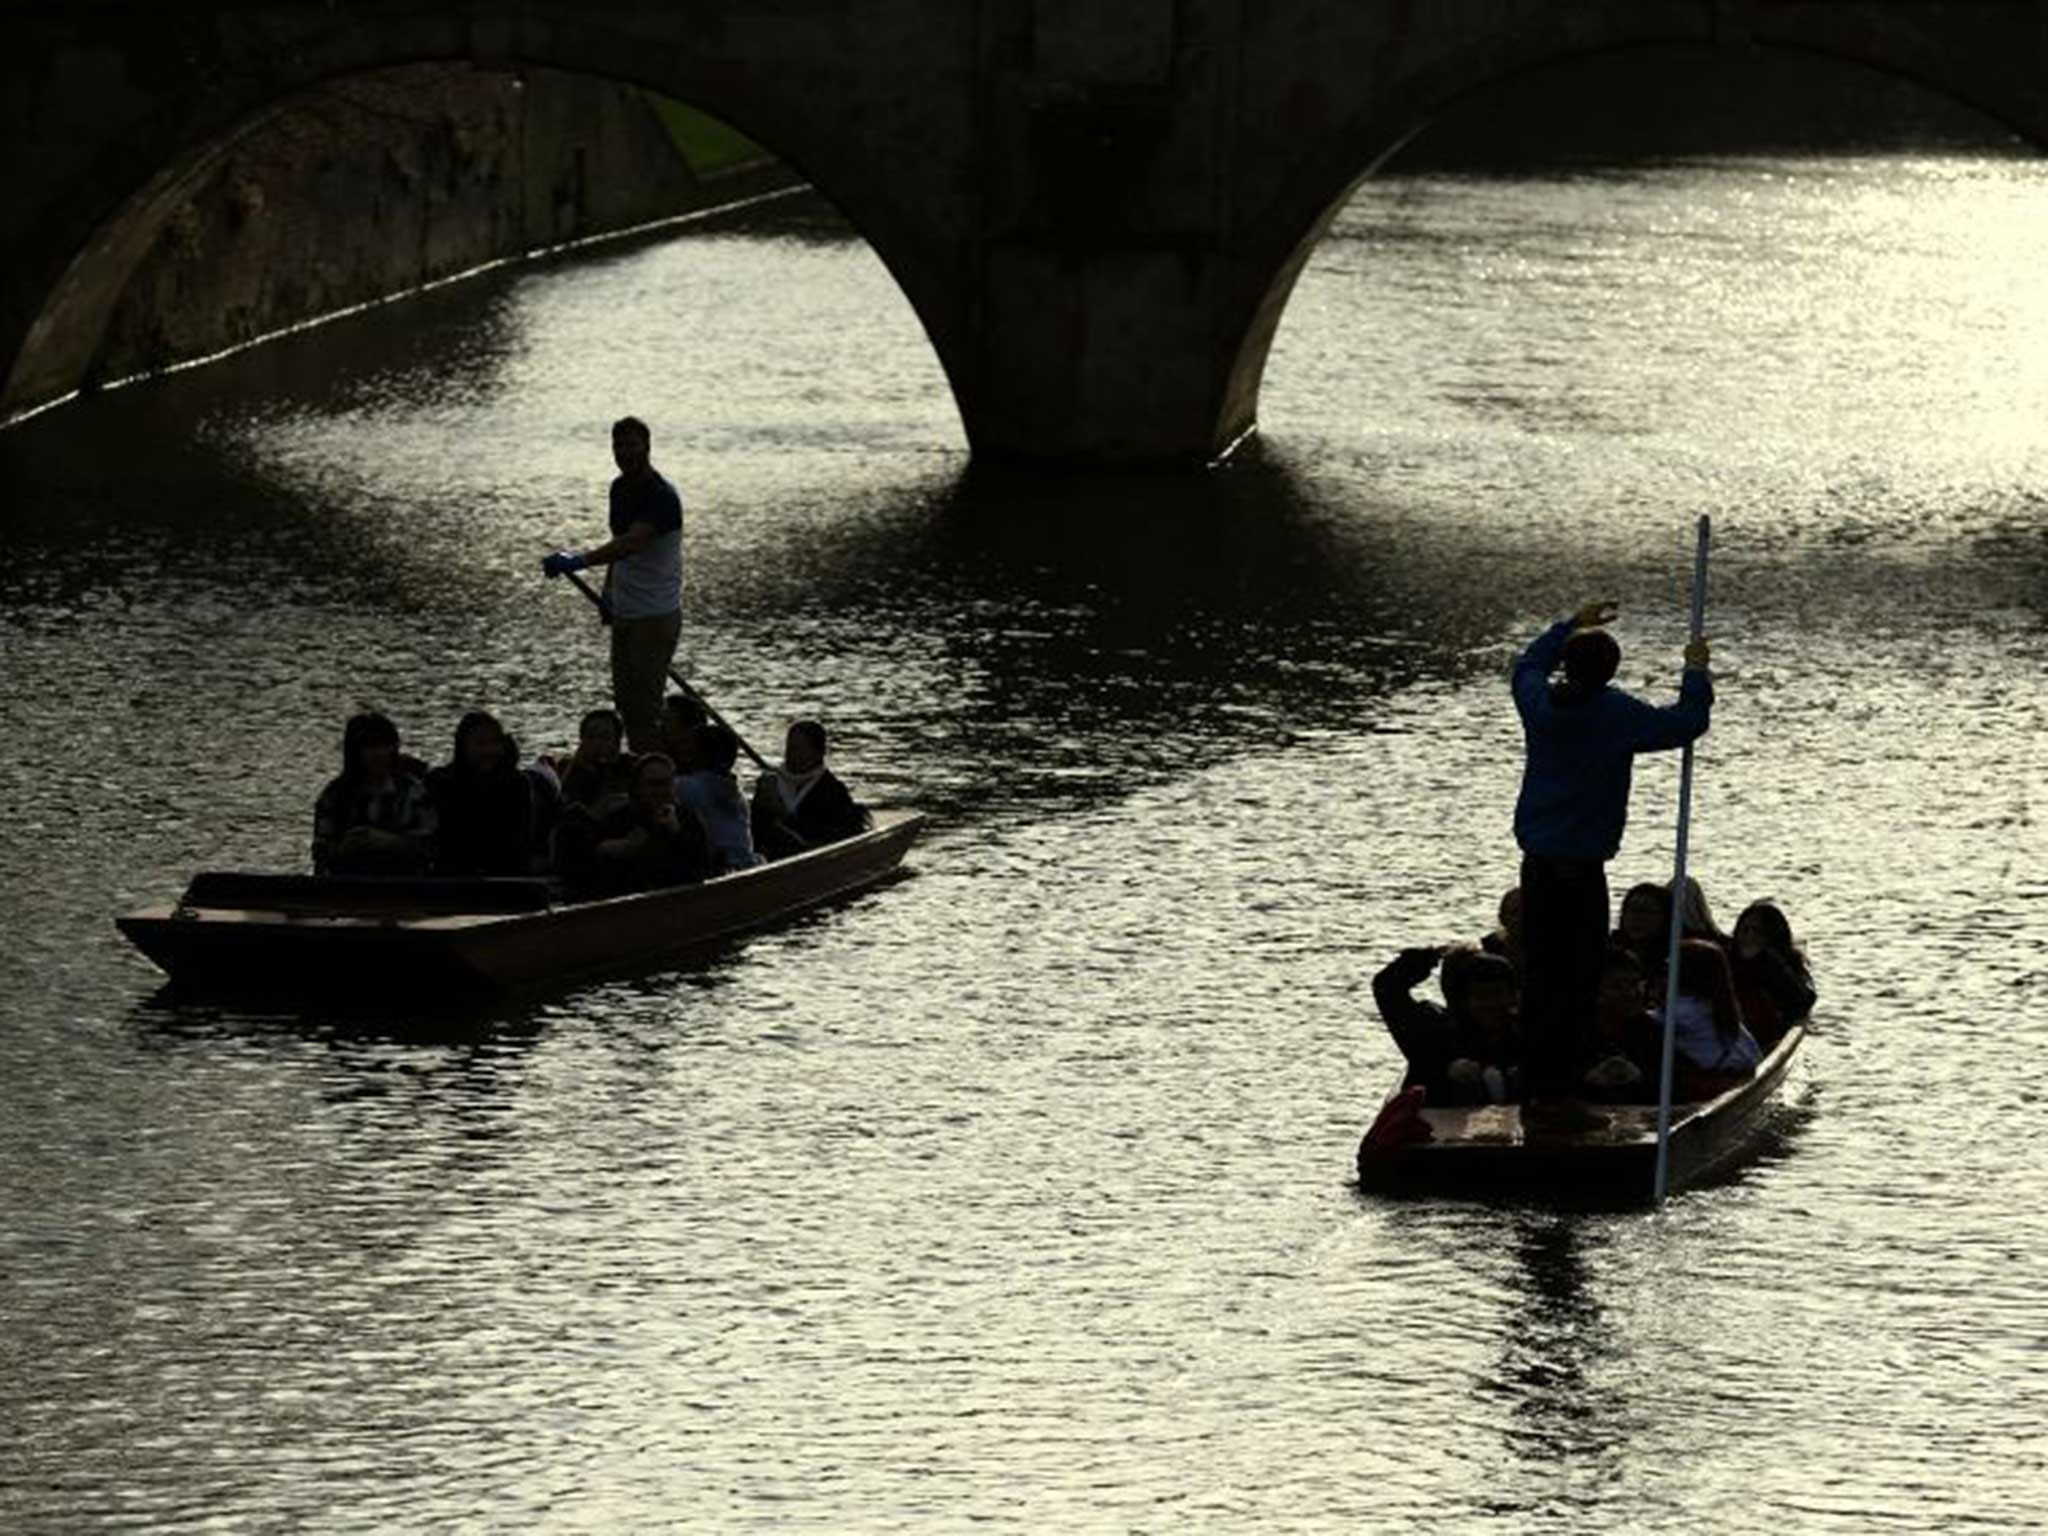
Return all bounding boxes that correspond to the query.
[1495,886,1523,943]
[1677,875,1723,940]
[453,710,508,774]
[342,711,401,782]
[1459,952,1520,1040]
[1439,943,1481,1015]
[632,752,676,814]
[1443,943,1515,1017]
[1596,946,1646,1023]
[1563,627,1621,690]
[611,415,652,476]
[578,708,624,763]
[662,694,708,766]
[785,719,828,774]
[1734,900,1797,961]
[1619,882,1672,947]
[695,721,740,775]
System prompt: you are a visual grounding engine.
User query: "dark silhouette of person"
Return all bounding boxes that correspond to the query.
[426,711,536,877]
[751,720,869,858]
[312,712,435,876]
[1512,601,1710,1115]
[542,416,685,755]
[553,752,709,898]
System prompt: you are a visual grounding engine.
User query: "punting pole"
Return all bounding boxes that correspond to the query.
[1653,514,1712,1205]
[560,567,773,773]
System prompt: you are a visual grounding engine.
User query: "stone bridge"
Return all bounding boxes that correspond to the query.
[7,1,2047,465]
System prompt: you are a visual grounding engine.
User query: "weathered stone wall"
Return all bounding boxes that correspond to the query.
[92,64,788,384]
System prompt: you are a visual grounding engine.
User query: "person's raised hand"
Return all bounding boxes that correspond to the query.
[541,549,587,579]
[1571,600,1619,630]
[1684,635,1711,671]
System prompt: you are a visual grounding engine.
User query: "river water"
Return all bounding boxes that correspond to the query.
[3,144,2045,1532]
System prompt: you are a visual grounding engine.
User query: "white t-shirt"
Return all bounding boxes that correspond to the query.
[606,469,684,620]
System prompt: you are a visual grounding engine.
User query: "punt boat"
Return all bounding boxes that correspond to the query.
[1356,1022,1805,1203]
[117,809,925,997]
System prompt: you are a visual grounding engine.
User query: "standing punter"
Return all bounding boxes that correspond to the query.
[543,416,685,754]
[1513,600,1712,1113]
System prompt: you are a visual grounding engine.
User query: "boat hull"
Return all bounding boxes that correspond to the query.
[117,810,925,997]
[1356,1023,1805,1203]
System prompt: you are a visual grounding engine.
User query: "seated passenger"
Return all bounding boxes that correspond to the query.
[552,752,709,897]
[1444,950,1522,1106]
[1578,947,1664,1103]
[1613,881,1674,983]
[1479,886,1524,978]
[677,722,764,875]
[427,711,535,877]
[554,707,636,816]
[1658,937,1762,1100]
[1371,945,1521,1107]
[1730,900,1816,1048]
[660,692,709,775]
[1676,874,1727,944]
[312,712,435,876]
[751,719,869,858]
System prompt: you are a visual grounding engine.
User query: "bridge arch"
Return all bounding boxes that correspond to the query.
[15,3,2048,466]
[3,12,975,429]
[1222,19,2048,448]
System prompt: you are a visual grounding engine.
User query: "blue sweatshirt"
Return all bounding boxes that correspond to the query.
[1512,621,1713,862]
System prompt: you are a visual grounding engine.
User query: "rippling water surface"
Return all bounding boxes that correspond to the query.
[3,147,2046,1532]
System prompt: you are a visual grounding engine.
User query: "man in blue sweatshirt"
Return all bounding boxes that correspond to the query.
[1513,600,1712,1108]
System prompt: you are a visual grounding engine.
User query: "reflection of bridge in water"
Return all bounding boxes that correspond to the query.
[7,1,2046,465]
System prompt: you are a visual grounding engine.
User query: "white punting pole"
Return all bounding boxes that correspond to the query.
[1653,514,1712,1205]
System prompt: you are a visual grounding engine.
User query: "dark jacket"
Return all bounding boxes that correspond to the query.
[794,771,867,844]
[752,768,869,858]
[553,799,709,898]
[427,749,536,877]
[1731,947,1816,1048]
[559,755,636,815]
[1512,620,1712,862]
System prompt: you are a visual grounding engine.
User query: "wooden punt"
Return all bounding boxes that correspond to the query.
[1356,1022,1806,1203]
[117,809,925,997]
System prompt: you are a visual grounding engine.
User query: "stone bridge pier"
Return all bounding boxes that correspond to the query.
[6,1,2048,467]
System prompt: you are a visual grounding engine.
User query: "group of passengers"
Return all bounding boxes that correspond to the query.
[1374,876,1816,1109]
[310,699,869,899]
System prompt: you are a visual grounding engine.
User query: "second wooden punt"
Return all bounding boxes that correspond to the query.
[117,809,926,997]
